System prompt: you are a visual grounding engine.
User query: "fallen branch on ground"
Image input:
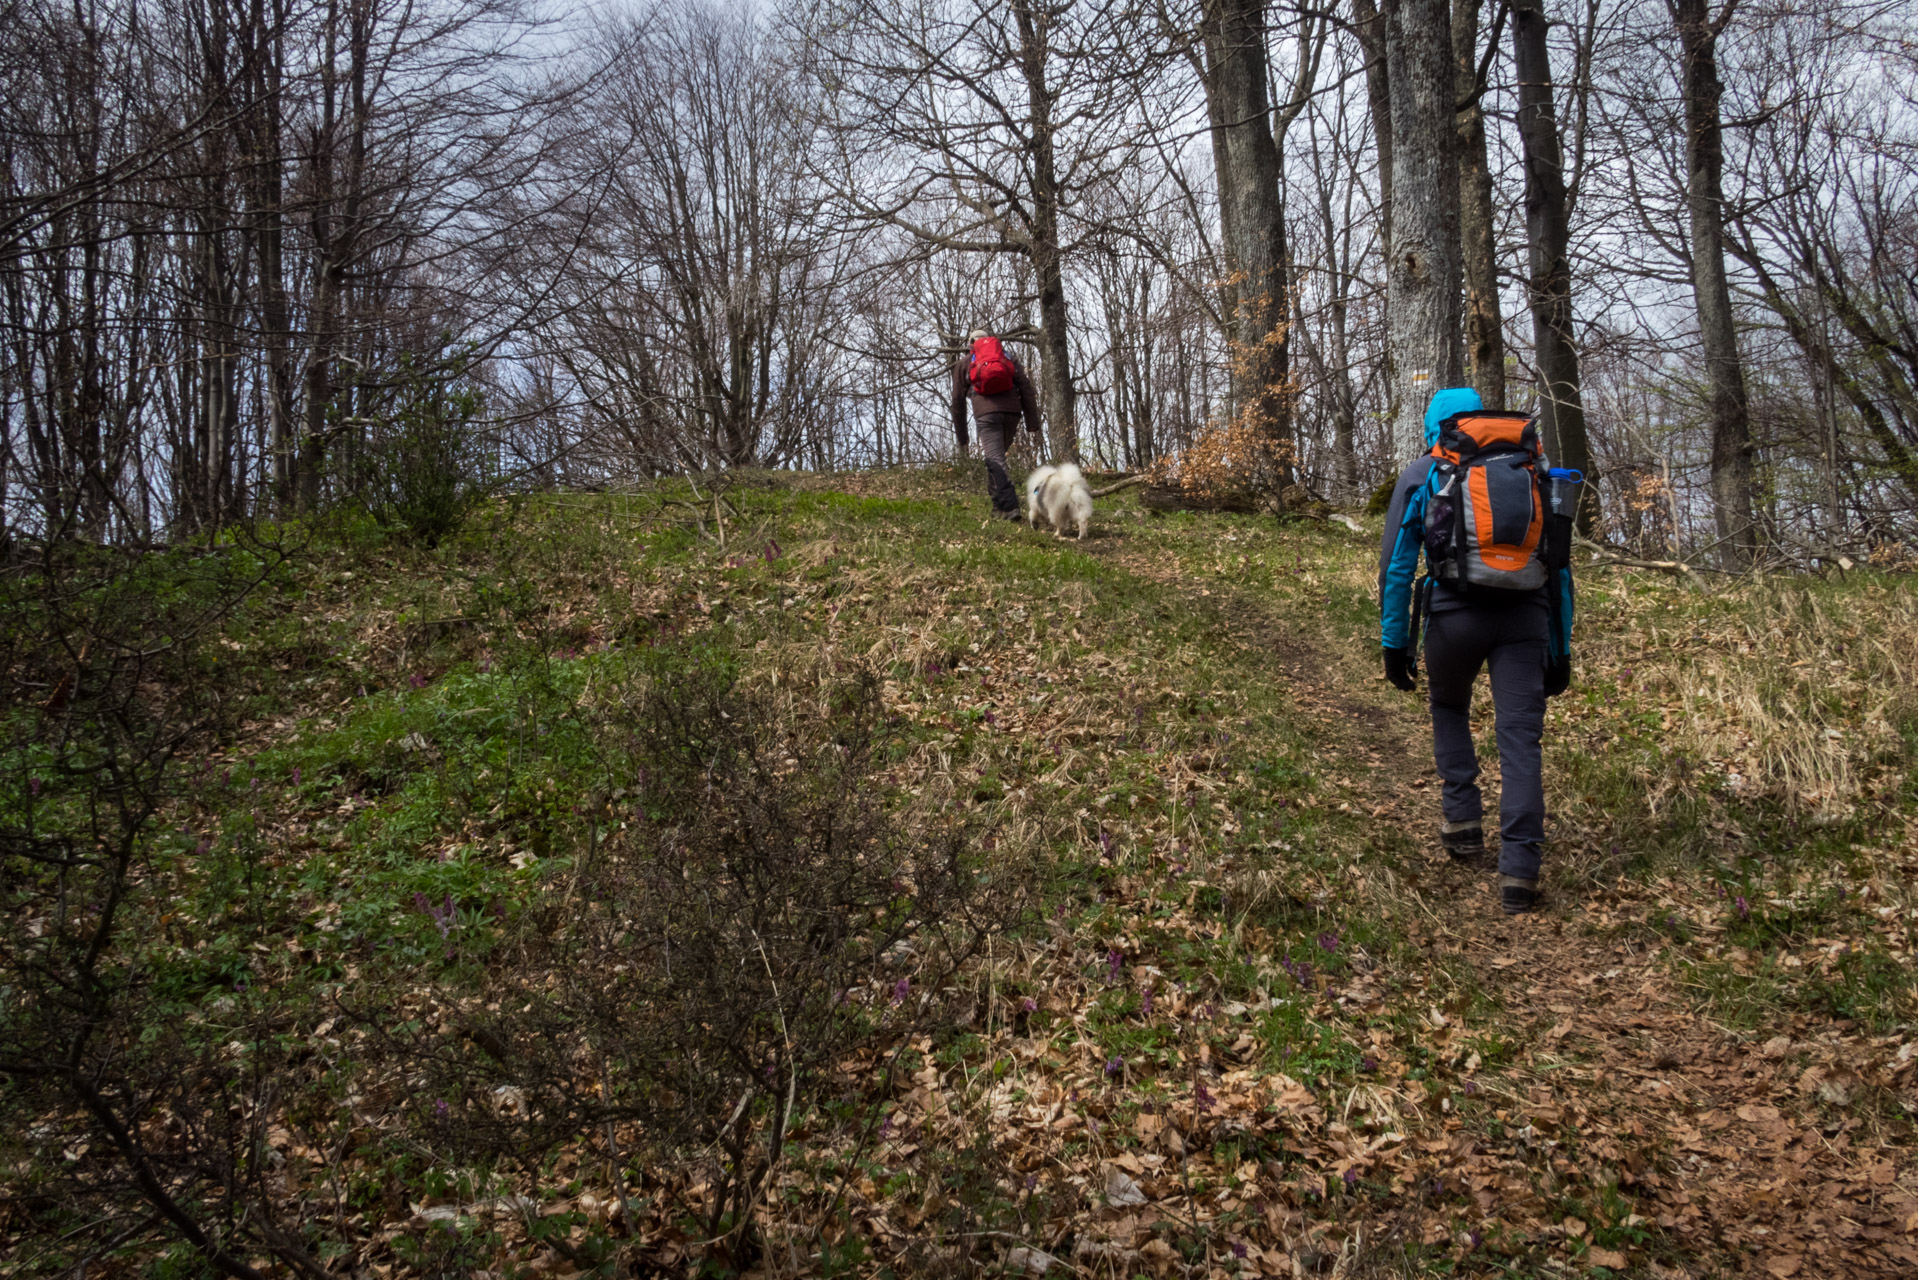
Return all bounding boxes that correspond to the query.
[1089,475,1147,499]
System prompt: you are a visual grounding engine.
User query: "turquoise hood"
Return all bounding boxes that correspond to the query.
[1423,387,1483,448]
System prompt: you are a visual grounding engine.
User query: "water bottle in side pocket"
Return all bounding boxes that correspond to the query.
[1542,468,1581,568]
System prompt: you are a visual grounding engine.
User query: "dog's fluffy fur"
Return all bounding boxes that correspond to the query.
[1025,462,1093,540]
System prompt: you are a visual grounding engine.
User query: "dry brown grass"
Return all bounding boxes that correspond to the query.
[1566,566,1917,814]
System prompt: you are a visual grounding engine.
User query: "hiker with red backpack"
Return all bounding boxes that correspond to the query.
[951,329,1042,521]
[1378,387,1578,915]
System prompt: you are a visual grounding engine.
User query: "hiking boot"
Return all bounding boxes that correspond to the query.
[993,508,1024,523]
[1440,820,1487,864]
[1499,875,1542,915]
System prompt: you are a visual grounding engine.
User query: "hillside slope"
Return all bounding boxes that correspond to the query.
[5,467,1914,1279]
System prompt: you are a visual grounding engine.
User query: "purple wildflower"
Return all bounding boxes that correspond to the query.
[891,977,910,1006]
[1106,948,1123,981]
[1736,895,1750,919]
[1140,986,1153,1018]
[1317,930,1340,953]
[1463,1080,1479,1095]
[1469,1230,1483,1249]
[1342,1168,1358,1187]
[1195,1081,1215,1113]
[28,777,41,798]
[878,1114,894,1139]
[1104,1055,1123,1078]
[1361,1057,1376,1072]
[1098,828,1112,858]
[291,766,302,787]
[1025,1173,1038,1192]
[764,540,781,562]
[409,673,428,689]
[1231,1241,1248,1260]
[435,1099,449,1119]
[1021,997,1037,1014]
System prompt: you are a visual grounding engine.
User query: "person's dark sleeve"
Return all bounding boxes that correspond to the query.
[951,360,970,444]
[1378,458,1431,650]
[1013,361,1042,435]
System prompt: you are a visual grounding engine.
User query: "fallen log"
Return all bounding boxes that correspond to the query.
[1088,475,1148,499]
[1139,484,1260,514]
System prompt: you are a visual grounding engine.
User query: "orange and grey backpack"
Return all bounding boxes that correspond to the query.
[1422,410,1569,592]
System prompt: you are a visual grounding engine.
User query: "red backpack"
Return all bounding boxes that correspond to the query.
[967,335,1016,395]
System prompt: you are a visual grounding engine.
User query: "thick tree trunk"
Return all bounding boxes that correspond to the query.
[1674,0,1757,567]
[1454,0,1504,408]
[1512,0,1597,534]
[1383,0,1464,460]
[1013,0,1078,463]
[1201,0,1292,466]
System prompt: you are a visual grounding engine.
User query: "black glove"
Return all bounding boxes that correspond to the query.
[1383,647,1417,692]
[1544,655,1571,698]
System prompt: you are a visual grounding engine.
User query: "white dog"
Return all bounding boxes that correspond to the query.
[1025,462,1093,540]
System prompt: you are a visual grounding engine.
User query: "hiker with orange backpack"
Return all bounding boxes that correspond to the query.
[951,329,1043,521]
[1378,387,1577,915]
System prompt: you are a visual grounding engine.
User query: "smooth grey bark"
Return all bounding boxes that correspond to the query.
[1383,0,1464,460]
[1455,0,1505,408]
[1012,0,1079,464]
[1673,0,1757,566]
[1512,0,1597,533]
[1200,0,1291,462]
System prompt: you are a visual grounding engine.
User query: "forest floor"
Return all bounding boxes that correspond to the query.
[9,463,1914,1280]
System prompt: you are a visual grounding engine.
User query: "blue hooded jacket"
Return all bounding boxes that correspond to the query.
[1376,388,1574,659]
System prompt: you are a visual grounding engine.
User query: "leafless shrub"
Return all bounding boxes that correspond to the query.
[405,658,1025,1270]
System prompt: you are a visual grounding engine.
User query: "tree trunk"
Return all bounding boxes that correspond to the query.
[1013,0,1078,463]
[1512,0,1597,534]
[1454,0,1504,408]
[1673,0,1757,567]
[1352,0,1393,259]
[1383,0,1464,460]
[1201,0,1292,466]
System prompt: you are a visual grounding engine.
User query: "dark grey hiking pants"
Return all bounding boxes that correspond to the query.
[977,413,1020,514]
[1424,600,1548,879]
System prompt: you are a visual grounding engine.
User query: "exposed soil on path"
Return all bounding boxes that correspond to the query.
[1102,536,1918,1276]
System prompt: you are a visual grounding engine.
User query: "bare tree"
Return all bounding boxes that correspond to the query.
[1455,0,1506,406]
[1382,0,1464,458]
[1672,0,1758,565]
[1513,0,1597,530]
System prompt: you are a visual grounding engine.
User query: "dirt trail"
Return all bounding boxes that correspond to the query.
[1105,539,1916,1276]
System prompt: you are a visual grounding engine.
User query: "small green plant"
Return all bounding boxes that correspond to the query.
[364,344,495,547]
